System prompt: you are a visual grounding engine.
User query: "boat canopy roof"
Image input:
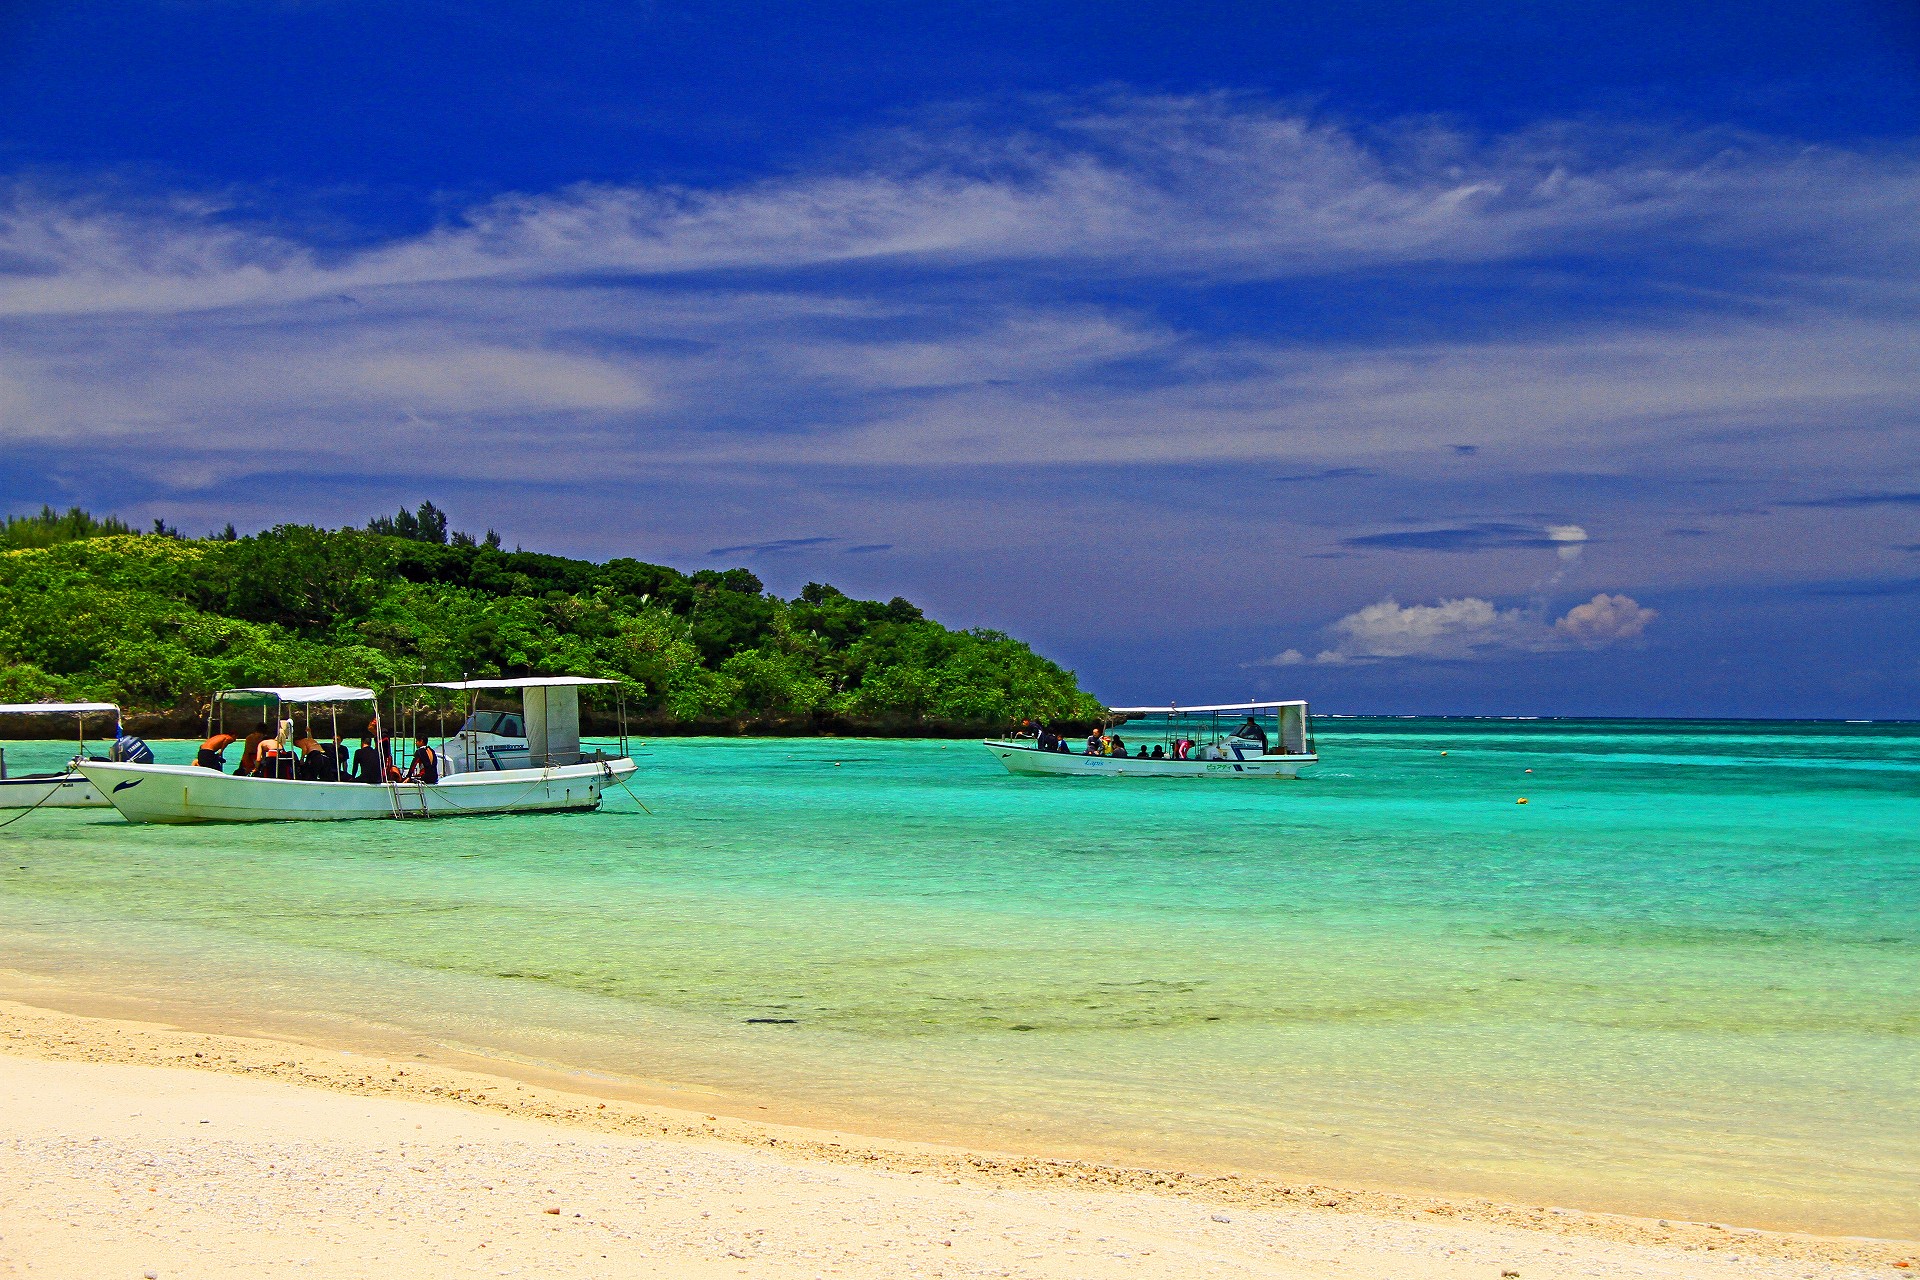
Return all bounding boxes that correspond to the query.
[1108,700,1307,714]
[219,685,377,706]
[0,701,120,715]
[396,676,618,691]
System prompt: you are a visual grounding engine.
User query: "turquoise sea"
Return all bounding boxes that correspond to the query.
[1,719,1915,1236]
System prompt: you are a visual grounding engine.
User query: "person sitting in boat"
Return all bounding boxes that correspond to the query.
[1106,734,1125,756]
[197,732,237,771]
[1172,737,1193,760]
[406,734,439,784]
[350,735,385,784]
[1228,715,1269,758]
[1085,729,1103,755]
[1135,744,1150,758]
[1150,744,1165,759]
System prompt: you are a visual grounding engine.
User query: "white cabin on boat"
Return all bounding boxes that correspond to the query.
[409,676,616,774]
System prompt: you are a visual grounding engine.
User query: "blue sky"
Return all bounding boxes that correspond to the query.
[2,1,1917,716]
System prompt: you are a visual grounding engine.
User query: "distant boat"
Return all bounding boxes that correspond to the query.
[78,678,638,824]
[0,701,126,809]
[985,700,1318,779]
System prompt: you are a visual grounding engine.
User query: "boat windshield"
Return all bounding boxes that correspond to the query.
[459,710,526,738]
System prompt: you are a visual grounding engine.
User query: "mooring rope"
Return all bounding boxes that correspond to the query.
[0,774,79,829]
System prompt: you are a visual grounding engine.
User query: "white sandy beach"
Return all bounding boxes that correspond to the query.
[2,1000,1911,1279]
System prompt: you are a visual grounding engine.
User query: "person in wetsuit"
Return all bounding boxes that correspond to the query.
[350,735,386,784]
[406,734,438,784]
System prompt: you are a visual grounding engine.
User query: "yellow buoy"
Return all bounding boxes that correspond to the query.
[1440,751,1449,756]
[1516,797,1529,804]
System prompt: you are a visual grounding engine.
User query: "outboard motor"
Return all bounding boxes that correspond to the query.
[109,727,155,765]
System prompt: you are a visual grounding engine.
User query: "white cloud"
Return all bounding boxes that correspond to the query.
[343,347,652,415]
[1251,648,1307,666]
[0,94,1914,603]
[1554,592,1657,644]
[1322,596,1534,660]
[4,99,1916,322]
[1311,592,1657,662]
[1546,523,1589,562]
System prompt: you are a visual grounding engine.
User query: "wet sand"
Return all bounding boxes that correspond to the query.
[1,998,1911,1279]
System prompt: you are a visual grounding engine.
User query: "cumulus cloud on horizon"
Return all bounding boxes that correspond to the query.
[1256,591,1658,665]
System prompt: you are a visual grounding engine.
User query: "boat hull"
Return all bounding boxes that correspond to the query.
[75,759,638,824]
[0,772,109,809]
[984,741,1314,779]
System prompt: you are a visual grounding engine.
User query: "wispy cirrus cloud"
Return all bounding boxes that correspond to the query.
[4,95,1917,319]
[1342,522,1575,553]
[706,536,839,556]
[1,92,1916,668]
[1783,491,1920,508]
[1272,466,1376,483]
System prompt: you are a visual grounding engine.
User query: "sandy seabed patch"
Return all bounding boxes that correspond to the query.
[0,997,1912,1279]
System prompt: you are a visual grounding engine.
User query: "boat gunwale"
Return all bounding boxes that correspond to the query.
[982,738,1317,765]
[75,759,626,790]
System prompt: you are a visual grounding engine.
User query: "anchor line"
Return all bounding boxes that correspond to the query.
[603,760,653,815]
[0,776,70,829]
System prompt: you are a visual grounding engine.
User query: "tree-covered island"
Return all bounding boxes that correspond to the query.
[0,504,1103,735]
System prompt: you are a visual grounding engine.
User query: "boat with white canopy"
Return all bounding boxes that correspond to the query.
[984,700,1317,779]
[398,676,623,776]
[0,701,126,809]
[78,679,637,824]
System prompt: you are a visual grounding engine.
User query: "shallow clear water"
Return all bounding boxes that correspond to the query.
[2,720,1916,1235]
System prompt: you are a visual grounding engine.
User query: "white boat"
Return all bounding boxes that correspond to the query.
[79,679,638,824]
[984,700,1317,779]
[0,701,127,809]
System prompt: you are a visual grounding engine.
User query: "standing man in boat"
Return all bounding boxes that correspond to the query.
[1229,714,1269,758]
[197,731,237,770]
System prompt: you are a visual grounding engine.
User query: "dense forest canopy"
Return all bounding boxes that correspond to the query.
[0,503,1102,730]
